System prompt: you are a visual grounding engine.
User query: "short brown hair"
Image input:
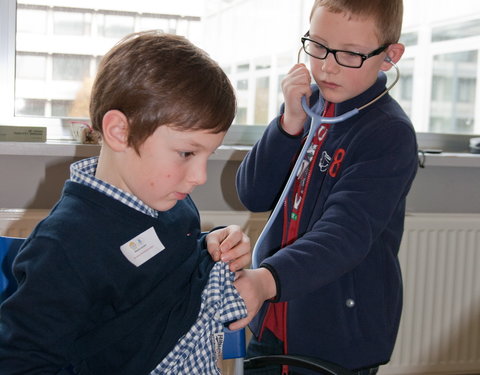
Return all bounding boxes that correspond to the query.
[310,0,403,45]
[90,31,236,152]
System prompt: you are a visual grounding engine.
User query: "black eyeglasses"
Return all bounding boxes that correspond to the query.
[300,32,388,68]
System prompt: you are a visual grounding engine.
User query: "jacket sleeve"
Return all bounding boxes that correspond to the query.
[0,237,91,374]
[236,115,305,212]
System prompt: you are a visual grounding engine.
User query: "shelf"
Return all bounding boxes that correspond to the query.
[0,141,250,161]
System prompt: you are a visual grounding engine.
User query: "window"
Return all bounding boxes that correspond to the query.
[51,100,74,117]
[254,76,270,125]
[15,99,45,116]
[430,51,477,134]
[53,10,92,36]
[98,14,135,38]
[17,7,47,34]
[16,53,46,80]
[432,18,480,42]
[235,79,249,125]
[139,16,171,34]
[52,55,91,81]
[1,0,480,145]
[386,57,414,117]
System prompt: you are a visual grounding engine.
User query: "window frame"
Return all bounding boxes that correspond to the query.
[1,0,479,152]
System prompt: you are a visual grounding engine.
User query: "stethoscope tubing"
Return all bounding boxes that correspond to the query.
[251,99,358,268]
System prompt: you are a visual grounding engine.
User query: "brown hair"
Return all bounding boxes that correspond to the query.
[310,0,403,45]
[90,31,236,152]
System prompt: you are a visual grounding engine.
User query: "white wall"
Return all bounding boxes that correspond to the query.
[1,150,480,214]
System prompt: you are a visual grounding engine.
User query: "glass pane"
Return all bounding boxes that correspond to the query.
[276,74,286,111]
[237,79,248,90]
[430,51,477,134]
[15,99,45,116]
[98,14,135,38]
[235,107,247,125]
[51,100,73,117]
[254,76,270,125]
[52,55,90,81]
[255,57,271,70]
[432,19,480,42]
[139,16,170,33]
[54,11,91,36]
[17,7,47,34]
[16,53,46,80]
[237,64,250,73]
[387,58,414,118]
[400,32,418,47]
[235,79,249,125]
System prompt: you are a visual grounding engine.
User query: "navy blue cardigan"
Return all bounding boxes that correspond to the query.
[0,181,214,374]
[236,73,418,370]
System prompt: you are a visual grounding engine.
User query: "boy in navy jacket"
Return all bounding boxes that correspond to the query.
[236,0,418,373]
[0,31,252,374]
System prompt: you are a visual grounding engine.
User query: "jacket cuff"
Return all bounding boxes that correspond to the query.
[260,263,281,302]
[276,115,304,139]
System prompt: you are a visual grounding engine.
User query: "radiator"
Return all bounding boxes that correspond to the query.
[380,213,480,375]
[0,209,49,237]
[1,209,479,375]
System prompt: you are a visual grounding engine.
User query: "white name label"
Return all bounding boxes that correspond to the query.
[120,227,165,267]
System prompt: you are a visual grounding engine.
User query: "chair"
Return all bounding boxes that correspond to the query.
[224,328,352,374]
[0,236,352,374]
[0,236,23,302]
[243,355,354,374]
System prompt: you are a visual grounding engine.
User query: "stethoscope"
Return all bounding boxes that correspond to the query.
[251,54,400,268]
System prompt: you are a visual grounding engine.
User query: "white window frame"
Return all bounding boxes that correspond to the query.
[1,0,479,151]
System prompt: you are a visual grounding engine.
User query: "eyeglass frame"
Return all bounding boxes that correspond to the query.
[299,31,388,68]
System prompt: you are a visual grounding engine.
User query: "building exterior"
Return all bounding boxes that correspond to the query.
[13,0,480,138]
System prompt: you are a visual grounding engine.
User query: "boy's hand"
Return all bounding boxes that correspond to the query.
[281,63,312,135]
[205,225,251,271]
[228,268,277,330]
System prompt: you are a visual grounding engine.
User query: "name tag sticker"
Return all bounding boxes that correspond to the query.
[120,227,165,267]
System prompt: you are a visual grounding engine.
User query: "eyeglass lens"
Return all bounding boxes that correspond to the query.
[303,40,363,68]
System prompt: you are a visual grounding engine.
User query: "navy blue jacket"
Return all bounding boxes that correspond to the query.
[0,181,214,374]
[236,73,418,370]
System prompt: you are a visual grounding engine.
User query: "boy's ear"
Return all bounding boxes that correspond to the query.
[101,110,129,151]
[381,43,405,71]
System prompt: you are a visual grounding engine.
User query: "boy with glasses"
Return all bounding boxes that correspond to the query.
[236,0,418,374]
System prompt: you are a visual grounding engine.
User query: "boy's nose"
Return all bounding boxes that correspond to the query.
[189,163,208,186]
[321,53,339,73]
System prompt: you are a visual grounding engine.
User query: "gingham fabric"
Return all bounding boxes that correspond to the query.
[151,261,247,375]
[70,156,158,218]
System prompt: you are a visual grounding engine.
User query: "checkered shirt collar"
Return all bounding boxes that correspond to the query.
[70,156,158,218]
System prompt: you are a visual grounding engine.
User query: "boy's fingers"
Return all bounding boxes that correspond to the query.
[210,249,221,262]
[219,230,242,252]
[228,317,248,331]
[228,254,251,271]
[206,235,221,261]
[227,259,239,272]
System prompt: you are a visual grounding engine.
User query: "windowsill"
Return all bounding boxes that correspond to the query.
[1,140,479,167]
[0,141,251,161]
[0,141,101,158]
[419,152,480,168]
